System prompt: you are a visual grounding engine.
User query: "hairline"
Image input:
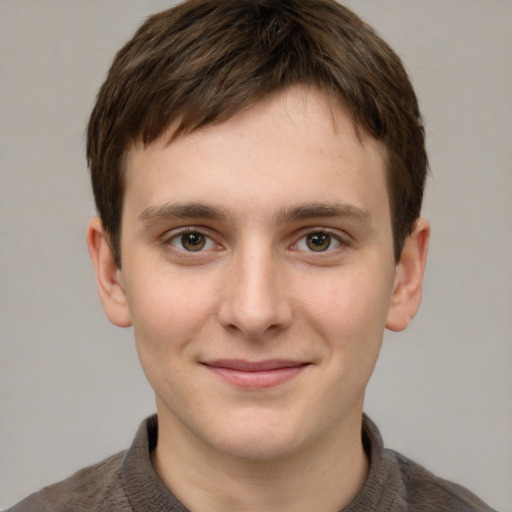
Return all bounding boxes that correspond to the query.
[111,85,398,266]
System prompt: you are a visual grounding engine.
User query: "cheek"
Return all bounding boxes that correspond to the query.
[299,267,393,377]
[306,269,391,332]
[128,277,214,404]
[125,270,219,360]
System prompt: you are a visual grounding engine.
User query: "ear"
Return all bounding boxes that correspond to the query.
[386,218,430,332]
[86,217,132,328]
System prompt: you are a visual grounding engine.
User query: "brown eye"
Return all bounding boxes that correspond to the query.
[293,231,342,254]
[181,232,206,251]
[170,231,215,252]
[306,233,332,252]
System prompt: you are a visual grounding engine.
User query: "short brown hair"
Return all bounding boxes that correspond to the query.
[87,0,427,267]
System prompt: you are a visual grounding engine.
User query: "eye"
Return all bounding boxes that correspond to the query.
[294,231,342,252]
[169,231,217,252]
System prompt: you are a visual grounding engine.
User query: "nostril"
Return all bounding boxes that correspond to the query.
[218,299,293,340]
[216,256,293,338]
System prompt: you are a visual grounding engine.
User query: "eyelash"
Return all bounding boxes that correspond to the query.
[164,228,220,254]
[290,229,346,254]
[164,227,349,254]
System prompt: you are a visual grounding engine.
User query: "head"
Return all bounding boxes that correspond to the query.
[85,0,430,472]
[87,0,427,268]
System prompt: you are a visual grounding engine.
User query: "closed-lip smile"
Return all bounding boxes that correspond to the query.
[201,359,310,389]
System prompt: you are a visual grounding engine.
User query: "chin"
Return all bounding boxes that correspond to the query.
[204,408,311,462]
[214,433,301,463]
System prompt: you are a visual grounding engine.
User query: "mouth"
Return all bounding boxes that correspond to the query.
[201,359,310,389]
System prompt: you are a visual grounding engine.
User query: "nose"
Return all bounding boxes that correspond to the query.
[217,246,293,339]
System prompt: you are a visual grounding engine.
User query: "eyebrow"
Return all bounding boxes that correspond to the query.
[137,201,371,226]
[276,202,372,225]
[137,202,232,224]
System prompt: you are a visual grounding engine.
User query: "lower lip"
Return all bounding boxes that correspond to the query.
[204,365,308,389]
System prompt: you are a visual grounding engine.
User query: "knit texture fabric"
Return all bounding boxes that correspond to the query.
[7,414,496,512]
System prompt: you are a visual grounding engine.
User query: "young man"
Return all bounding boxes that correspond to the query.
[8,1,497,511]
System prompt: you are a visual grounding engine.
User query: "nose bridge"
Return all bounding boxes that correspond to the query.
[218,239,292,339]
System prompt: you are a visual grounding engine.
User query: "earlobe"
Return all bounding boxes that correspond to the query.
[386,218,430,332]
[86,217,132,328]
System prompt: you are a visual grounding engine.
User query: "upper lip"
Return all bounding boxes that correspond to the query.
[202,360,309,372]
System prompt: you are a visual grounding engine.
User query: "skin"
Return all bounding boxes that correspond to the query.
[87,86,429,512]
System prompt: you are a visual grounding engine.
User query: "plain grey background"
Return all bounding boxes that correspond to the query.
[1,1,511,510]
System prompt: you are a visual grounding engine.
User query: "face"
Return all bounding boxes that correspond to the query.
[90,86,426,462]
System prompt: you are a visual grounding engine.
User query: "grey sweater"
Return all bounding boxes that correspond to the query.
[7,415,497,512]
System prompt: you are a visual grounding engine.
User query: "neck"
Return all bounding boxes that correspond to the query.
[152,408,369,512]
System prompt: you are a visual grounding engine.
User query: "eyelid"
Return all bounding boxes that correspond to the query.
[289,227,352,253]
[163,226,223,254]
[160,225,351,258]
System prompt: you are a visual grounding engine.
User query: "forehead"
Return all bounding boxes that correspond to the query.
[123,87,390,223]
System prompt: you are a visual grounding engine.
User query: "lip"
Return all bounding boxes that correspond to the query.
[202,359,310,389]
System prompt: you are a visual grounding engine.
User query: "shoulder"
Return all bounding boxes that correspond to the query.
[351,415,498,512]
[5,451,130,512]
[385,448,497,512]
[6,415,161,512]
